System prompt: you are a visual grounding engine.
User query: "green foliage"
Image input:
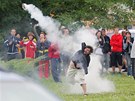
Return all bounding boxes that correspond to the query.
[0,0,135,36]
[0,57,44,76]
[0,59,34,75]
[41,0,135,28]
[0,55,46,74]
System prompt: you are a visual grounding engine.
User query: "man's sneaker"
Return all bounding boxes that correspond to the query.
[122,69,127,72]
[83,94,88,96]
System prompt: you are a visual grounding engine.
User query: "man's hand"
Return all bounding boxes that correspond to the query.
[9,41,13,45]
[76,63,82,69]
[16,44,20,47]
[40,38,45,43]
[85,71,88,74]
[76,67,81,69]
[126,39,130,43]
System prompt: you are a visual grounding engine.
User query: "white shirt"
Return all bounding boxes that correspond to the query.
[131,40,135,58]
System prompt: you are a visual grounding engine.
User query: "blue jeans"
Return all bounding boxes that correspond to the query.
[125,53,132,75]
[103,53,110,70]
[50,58,61,82]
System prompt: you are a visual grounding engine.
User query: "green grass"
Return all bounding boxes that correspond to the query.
[41,74,135,101]
[1,60,135,101]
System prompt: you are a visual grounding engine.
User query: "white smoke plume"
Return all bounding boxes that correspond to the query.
[22,3,60,42]
[22,3,115,94]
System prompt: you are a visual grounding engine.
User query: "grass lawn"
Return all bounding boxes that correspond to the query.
[41,73,135,101]
[1,60,135,101]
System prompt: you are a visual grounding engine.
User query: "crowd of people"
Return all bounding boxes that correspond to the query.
[3,27,135,95]
[95,27,135,79]
[3,28,72,82]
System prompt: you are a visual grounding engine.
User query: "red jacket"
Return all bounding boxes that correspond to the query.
[110,33,123,52]
[48,43,60,58]
[20,40,36,58]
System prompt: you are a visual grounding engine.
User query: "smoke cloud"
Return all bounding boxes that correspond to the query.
[22,3,60,42]
[22,3,115,94]
[66,28,115,94]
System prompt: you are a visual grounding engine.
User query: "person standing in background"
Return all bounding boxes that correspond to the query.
[123,32,134,76]
[110,27,123,74]
[95,31,104,72]
[48,42,61,82]
[60,28,72,75]
[130,39,135,80]
[101,29,111,73]
[121,30,128,72]
[20,32,36,59]
[4,29,20,61]
[16,33,23,59]
[37,32,51,79]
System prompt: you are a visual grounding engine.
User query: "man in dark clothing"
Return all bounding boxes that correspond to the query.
[37,32,51,79]
[4,29,20,61]
[101,29,111,72]
[67,43,93,95]
[131,40,135,79]
[82,42,90,68]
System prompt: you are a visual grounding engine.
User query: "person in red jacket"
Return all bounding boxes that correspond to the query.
[110,27,123,74]
[48,42,61,82]
[20,32,36,59]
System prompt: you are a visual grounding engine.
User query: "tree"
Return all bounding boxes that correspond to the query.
[0,0,135,36]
